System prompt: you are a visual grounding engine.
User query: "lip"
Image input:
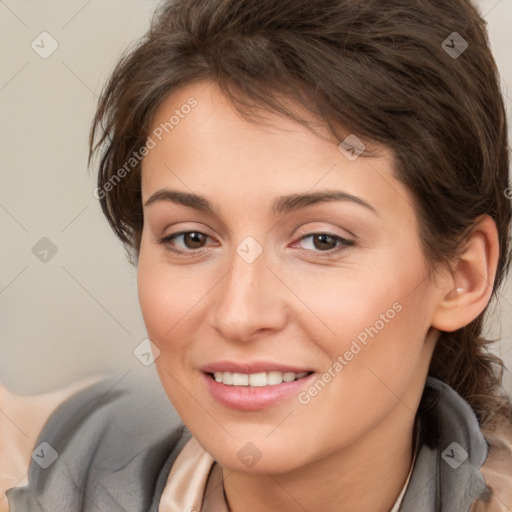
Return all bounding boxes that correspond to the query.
[200,360,313,374]
[201,368,316,411]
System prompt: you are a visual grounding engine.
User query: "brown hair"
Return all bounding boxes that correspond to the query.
[89,0,512,428]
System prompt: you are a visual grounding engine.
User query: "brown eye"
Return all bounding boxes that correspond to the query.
[158,231,212,255]
[182,232,207,249]
[312,234,338,251]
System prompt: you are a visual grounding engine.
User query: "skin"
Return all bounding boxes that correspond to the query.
[137,81,499,512]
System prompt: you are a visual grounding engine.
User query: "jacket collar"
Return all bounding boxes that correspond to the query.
[400,376,489,511]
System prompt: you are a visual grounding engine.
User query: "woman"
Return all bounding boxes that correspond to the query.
[2,0,512,510]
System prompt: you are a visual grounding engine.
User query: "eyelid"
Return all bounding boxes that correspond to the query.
[293,225,355,244]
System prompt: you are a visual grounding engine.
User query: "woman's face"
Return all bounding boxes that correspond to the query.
[137,81,443,473]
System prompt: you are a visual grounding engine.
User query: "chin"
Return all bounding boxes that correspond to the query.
[215,447,309,475]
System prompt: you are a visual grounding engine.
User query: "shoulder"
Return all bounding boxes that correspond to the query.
[0,375,104,512]
[5,369,190,512]
[471,414,512,511]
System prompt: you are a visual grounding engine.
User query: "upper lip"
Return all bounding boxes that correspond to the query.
[200,360,313,374]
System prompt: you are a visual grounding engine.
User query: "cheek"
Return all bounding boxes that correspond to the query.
[136,244,217,387]
[289,250,431,392]
[137,241,203,341]
[137,260,170,340]
[137,255,197,408]
[289,262,424,349]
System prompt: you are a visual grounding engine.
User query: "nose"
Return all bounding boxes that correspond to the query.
[211,243,288,343]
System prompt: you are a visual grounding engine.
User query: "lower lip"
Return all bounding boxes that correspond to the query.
[202,372,315,411]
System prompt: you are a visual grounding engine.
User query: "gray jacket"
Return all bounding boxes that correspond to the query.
[5,371,504,511]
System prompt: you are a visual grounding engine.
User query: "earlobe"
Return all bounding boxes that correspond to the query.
[431,215,499,333]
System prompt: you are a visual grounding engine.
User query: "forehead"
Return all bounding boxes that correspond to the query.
[141,81,413,223]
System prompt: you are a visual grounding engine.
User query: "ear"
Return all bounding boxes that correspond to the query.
[431,215,499,332]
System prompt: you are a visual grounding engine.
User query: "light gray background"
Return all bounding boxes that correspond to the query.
[1,0,511,395]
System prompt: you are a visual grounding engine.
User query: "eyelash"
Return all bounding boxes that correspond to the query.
[157,230,355,258]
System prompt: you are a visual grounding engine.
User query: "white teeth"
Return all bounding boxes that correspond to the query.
[212,371,310,387]
[248,372,267,387]
[267,371,283,385]
[232,373,249,386]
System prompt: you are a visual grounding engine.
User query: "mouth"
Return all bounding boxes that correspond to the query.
[201,368,316,411]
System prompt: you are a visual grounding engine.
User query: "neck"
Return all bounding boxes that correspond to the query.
[222,401,418,512]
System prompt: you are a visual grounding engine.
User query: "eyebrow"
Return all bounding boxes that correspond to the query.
[144,189,378,216]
